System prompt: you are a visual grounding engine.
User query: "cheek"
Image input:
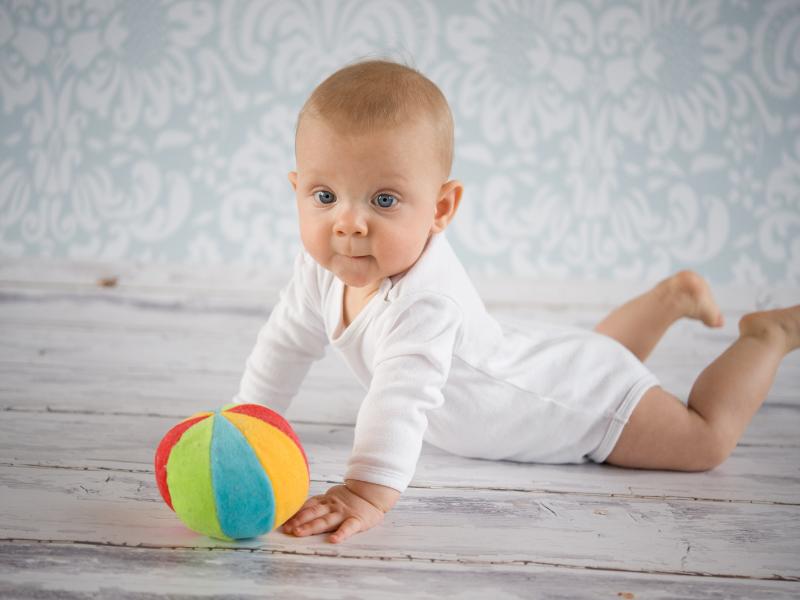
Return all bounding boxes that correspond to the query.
[376,227,426,266]
[298,213,328,253]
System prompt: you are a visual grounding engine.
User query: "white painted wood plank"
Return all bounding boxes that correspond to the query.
[1,410,797,505]
[0,353,788,435]
[0,288,271,332]
[0,318,252,372]
[1,465,798,581]
[0,257,291,297]
[2,290,798,412]
[0,355,367,426]
[2,541,798,600]
[2,357,798,442]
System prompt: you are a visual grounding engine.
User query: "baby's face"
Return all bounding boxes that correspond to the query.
[289,117,458,292]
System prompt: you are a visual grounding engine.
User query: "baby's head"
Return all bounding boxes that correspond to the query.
[288,59,463,292]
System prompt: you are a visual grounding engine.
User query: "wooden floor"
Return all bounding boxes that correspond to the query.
[1,260,798,599]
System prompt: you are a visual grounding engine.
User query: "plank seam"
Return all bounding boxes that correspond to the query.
[0,538,797,582]
[0,406,363,428]
[2,463,797,506]
[0,290,270,317]
[4,405,800,434]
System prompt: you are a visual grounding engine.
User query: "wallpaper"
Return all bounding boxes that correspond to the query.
[1,0,799,285]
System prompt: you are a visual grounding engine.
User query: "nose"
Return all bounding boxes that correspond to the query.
[334,202,368,237]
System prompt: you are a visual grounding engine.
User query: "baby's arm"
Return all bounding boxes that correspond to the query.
[234,251,328,414]
[344,295,462,492]
[281,294,463,543]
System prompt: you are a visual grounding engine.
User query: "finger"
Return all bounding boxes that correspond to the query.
[329,517,362,544]
[281,497,319,529]
[294,512,343,537]
[284,501,329,532]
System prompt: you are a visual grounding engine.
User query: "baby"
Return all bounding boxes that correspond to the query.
[233,59,800,544]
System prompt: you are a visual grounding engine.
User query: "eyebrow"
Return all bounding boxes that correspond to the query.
[378,172,409,183]
[303,170,410,186]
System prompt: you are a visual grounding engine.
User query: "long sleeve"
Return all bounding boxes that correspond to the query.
[234,251,329,415]
[344,294,463,493]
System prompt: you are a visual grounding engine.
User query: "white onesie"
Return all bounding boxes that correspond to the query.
[235,231,659,493]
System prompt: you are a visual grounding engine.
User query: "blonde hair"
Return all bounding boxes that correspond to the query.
[296,59,454,178]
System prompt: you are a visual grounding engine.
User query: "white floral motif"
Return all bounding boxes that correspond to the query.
[0,70,191,258]
[753,0,800,99]
[0,157,29,256]
[731,253,768,285]
[443,0,741,277]
[1,79,87,248]
[221,103,299,266]
[561,109,621,218]
[70,0,213,129]
[222,0,438,93]
[442,0,590,149]
[759,133,800,271]
[723,120,760,162]
[28,81,86,196]
[0,2,49,112]
[608,1,748,153]
[728,166,764,210]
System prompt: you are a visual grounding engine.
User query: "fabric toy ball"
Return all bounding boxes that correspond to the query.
[154,403,309,540]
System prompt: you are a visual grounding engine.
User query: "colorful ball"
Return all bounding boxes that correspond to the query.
[154,403,309,541]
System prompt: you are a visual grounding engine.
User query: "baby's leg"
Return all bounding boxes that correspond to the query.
[605,305,799,471]
[594,271,723,362]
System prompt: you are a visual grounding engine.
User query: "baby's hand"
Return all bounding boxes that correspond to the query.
[280,481,397,544]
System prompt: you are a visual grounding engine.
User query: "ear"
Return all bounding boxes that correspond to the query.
[430,180,463,234]
[288,171,298,191]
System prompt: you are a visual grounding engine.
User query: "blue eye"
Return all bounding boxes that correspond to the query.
[314,190,336,205]
[373,193,397,209]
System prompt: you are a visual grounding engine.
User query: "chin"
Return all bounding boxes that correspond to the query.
[338,267,382,288]
[329,257,372,284]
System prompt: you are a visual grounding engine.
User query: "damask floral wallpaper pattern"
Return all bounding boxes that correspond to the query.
[1,0,798,285]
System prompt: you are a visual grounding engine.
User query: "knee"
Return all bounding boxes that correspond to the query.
[686,427,734,472]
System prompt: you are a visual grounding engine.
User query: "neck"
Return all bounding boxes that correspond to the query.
[346,280,381,297]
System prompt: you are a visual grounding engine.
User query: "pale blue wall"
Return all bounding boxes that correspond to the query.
[1,0,799,285]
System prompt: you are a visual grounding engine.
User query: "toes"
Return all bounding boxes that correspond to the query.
[704,309,724,328]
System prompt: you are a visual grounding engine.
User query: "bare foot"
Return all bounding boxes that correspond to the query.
[660,270,724,328]
[739,305,800,354]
